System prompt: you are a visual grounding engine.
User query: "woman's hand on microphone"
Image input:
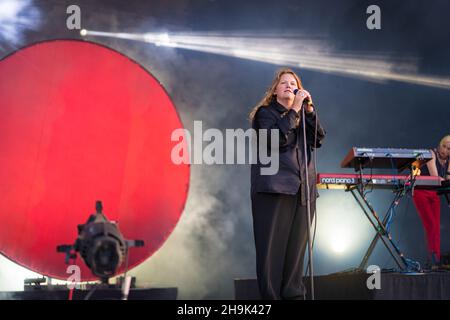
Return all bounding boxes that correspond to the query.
[292,89,313,113]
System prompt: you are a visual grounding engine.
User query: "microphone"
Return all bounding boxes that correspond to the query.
[293,89,314,107]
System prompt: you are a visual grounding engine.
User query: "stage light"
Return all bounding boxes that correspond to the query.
[0,0,25,21]
[80,29,87,37]
[315,193,372,257]
[75,212,126,280]
[0,0,40,49]
[80,29,450,90]
[0,254,42,291]
[57,201,144,283]
[330,229,350,254]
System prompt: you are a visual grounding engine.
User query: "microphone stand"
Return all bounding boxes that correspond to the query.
[301,101,315,300]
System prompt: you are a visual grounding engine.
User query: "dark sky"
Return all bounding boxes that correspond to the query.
[1,0,450,299]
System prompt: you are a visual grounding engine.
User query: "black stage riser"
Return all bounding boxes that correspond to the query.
[235,272,450,300]
[0,288,177,300]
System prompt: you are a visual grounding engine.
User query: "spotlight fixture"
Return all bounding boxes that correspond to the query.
[57,201,144,283]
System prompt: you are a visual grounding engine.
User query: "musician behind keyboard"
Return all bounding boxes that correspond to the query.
[412,135,450,270]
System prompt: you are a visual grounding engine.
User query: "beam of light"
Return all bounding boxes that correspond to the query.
[315,193,372,258]
[0,254,41,291]
[329,229,350,254]
[81,30,450,90]
[0,254,102,293]
[0,253,108,292]
[0,0,41,50]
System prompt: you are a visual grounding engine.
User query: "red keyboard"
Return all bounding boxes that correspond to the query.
[317,173,441,190]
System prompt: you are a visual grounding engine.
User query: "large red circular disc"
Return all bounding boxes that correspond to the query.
[0,40,189,280]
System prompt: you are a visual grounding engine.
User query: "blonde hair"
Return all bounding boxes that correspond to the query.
[248,68,303,122]
[440,135,450,147]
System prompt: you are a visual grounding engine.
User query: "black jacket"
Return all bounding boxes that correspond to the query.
[250,100,326,205]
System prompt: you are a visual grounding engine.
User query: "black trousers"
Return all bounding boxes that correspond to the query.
[251,191,315,300]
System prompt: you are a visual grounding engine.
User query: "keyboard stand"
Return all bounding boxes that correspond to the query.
[349,185,411,271]
[346,166,422,272]
[437,182,450,207]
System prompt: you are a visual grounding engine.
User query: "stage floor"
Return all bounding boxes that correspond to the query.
[235,271,450,300]
[0,287,178,300]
